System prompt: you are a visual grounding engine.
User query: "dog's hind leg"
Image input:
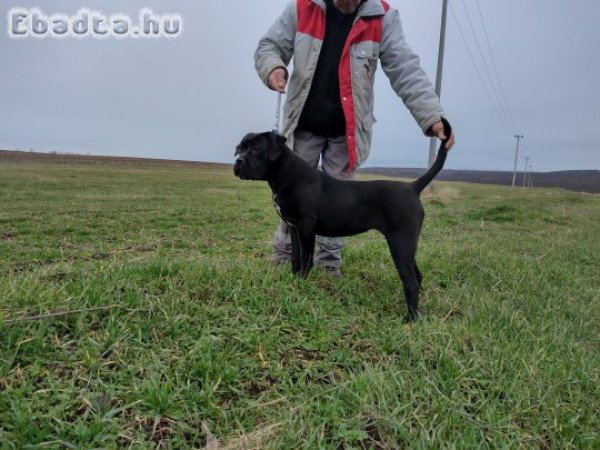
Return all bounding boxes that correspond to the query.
[415,264,423,288]
[385,233,420,322]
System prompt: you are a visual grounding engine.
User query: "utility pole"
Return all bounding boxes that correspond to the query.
[523,156,530,187]
[512,134,524,187]
[528,164,533,187]
[428,0,449,172]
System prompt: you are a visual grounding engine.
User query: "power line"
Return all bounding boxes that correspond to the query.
[459,0,514,129]
[449,2,511,133]
[474,0,517,130]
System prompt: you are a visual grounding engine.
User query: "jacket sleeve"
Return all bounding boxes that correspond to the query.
[254,0,298,89]
[380,9,445,134]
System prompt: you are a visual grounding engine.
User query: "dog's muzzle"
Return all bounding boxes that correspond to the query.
[233,161,242,177]
[233,157,248,179]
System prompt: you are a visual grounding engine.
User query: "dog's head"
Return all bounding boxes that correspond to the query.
[233,131,287,180]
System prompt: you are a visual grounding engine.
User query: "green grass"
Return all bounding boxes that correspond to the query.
[0,156,598,449]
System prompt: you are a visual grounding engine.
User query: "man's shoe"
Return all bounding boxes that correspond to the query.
[322,266,342,278]
[270,253,290,265]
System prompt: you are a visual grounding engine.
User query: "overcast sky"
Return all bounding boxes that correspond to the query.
[1,0,599,171]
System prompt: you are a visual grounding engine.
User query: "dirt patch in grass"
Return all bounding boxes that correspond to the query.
[246,375,275,398]
[1,231,16,241]
[136,417,176,446]
[130,243,160,253]
[358,420,391,450]
[209,421,282,450]
[422,186,460,202]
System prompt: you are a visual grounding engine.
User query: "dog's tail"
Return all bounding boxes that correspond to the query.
[411,118,452,194]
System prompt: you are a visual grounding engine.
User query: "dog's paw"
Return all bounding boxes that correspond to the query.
[403,312,419,324]
[298,271,310,279]
[291,267,307,278]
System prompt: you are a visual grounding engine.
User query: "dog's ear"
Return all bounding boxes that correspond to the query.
[267,132,287,162]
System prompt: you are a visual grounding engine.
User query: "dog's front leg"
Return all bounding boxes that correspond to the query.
[290,227,301,275]
[297,227,315,279]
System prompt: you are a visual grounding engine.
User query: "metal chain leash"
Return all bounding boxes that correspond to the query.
[273,92,282,134]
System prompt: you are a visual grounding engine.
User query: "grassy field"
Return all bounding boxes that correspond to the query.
[0,154,598,449]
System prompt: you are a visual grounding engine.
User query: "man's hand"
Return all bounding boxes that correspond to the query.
[429,120,455,150]
[268,67,288,93]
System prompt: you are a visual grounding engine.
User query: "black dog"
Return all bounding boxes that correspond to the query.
[234,119,452,322]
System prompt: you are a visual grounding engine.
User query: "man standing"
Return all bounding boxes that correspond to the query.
[255,0,455,275]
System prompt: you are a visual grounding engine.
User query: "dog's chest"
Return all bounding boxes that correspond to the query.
[272,193,295,227]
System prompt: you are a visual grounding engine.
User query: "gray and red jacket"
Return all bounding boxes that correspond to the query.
[255,0,445,171]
